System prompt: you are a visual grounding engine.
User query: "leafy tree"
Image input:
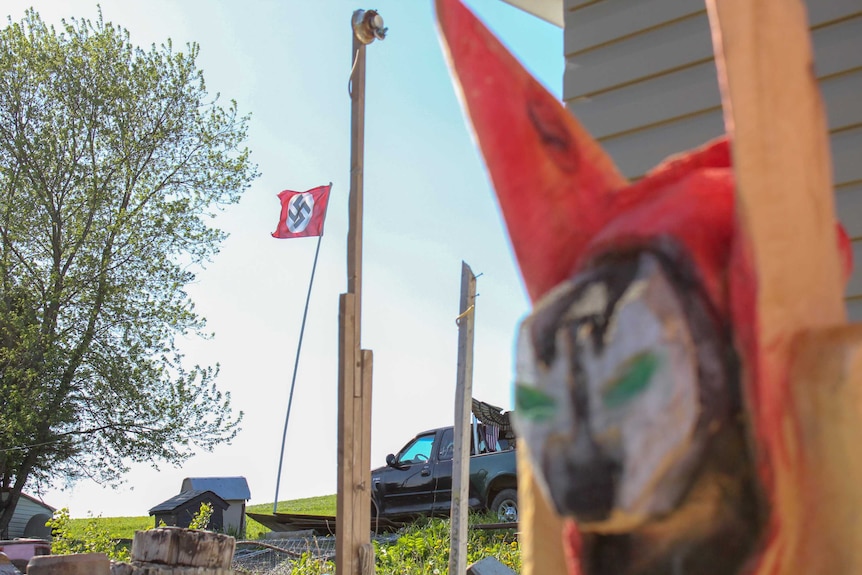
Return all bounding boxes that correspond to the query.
[0,9,255,535]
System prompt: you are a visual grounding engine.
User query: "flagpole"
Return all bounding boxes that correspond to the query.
[272,232,324,514]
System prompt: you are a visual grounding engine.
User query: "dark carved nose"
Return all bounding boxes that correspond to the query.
[543,425,620,522]
[560,459,619,522]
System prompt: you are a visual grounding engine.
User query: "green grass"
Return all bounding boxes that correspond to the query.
[244,494,337,539]
[67,494,339,541]
[63,497,521,574]
[67,515,151,540]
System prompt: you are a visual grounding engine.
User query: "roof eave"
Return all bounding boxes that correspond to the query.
[498,0,563,27]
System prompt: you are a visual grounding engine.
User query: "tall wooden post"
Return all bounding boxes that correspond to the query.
[449,262,476,575]
[337,9,385,575]
[707,1,861,572]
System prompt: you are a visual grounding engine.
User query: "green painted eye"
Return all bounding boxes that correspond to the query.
[601,351,660,408]
[515,383,557,422]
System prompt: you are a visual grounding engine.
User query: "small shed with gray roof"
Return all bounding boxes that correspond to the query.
[148,490,229,531]
[180,477,251,537]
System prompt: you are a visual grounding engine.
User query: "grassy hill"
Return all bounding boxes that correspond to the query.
[67,493,338,540]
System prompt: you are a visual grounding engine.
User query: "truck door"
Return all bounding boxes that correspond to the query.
[430,427,454,513]
[378,432,437,516]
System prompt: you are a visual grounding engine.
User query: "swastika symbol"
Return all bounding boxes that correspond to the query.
[287,193,315,233]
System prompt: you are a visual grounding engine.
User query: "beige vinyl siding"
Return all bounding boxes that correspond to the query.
[563,0,862,320]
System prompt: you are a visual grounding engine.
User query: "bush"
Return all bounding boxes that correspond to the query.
[46,507,130,562]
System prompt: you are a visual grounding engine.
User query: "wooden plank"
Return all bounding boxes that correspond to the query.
[449,262,477,575]
[28,554,110,575]
[517,445,567,575]
[336,293,357,575]
[706,0,849,571]
[786,325,862,572]
[131,529,234,569]
[356,349,373,566]
[706,0,846,343]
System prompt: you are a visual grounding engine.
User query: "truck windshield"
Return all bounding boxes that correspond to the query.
[398,434,435,464]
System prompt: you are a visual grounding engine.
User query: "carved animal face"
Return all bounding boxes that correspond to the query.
[513,247,764,575]
[515,248,734,529]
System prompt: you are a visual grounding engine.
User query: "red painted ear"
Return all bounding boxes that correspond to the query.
[436,0,628,302]
[837,224,854,284]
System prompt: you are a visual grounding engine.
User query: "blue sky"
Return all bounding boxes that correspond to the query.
[3,0,562,517]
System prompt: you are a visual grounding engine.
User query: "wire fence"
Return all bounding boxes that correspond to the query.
[232,534,400,575]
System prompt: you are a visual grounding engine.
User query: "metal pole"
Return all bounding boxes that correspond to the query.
[273,233,324,514]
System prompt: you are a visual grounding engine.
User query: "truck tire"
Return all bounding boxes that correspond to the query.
[490,488,518,523]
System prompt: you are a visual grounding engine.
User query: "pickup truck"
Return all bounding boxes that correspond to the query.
[370,424,518,523]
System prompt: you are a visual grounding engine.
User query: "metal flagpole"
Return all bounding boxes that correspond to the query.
[272,231,325,514]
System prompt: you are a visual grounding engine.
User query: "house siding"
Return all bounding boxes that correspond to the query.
[1,495,53,539]
[563,0,862,320]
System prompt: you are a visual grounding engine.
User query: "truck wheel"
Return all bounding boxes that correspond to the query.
[490,488,518,523]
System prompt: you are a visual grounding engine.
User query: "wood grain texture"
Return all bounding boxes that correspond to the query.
[131,529,234,569]
[707,0,846,327]
[784,325,862,573]
[28,553,110,575]
[336,293,358,575]
[517,446,567,575]
[706,0,857,573]
[112,564,233,575]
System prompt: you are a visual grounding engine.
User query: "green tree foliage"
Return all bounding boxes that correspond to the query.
[0,9,256,535]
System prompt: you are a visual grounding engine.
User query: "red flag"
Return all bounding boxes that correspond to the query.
[271,184,332,239]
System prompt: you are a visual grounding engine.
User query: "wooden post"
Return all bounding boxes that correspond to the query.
[449,262,476,575]
[706,0,860,572]
[338,10,384,575]
[28,553,109,575]
[517,445,567,575]
[336,293,364,575]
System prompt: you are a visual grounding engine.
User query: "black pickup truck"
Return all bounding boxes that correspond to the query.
[370,424,518,523]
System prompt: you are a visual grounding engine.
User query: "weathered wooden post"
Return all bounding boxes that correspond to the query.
[336,8,386,575]
[449,261,477,575]
[28,553,110,575]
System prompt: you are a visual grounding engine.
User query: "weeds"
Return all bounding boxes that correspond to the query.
[46,507,130,562]
[283,516,519,575]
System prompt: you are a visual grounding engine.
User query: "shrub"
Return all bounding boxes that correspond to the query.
[46,507,130,562]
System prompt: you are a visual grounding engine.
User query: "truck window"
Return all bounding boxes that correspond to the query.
[398,434,435,464]
[438,428,454,461]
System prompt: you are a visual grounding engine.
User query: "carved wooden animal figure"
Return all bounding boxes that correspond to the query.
[436,0,856,573]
